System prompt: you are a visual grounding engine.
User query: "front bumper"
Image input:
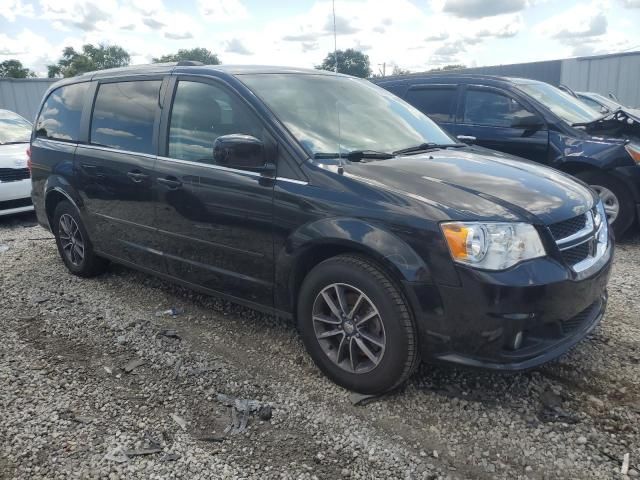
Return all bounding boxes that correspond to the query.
[405,242,613,371]
[0,178,33,216]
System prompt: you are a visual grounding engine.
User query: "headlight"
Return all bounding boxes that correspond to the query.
[441,222,546,270]
[625,143,640,164]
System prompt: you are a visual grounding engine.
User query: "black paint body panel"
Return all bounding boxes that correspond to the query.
[30,65,613,371]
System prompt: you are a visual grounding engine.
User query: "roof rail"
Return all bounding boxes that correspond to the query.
[176,61,204,66]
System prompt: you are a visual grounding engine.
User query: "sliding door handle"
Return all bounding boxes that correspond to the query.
[157,176,182,189]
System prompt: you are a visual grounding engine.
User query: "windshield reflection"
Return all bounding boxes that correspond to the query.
[0,111,31,144]
[239,73,454,157]
[517,82,601,125]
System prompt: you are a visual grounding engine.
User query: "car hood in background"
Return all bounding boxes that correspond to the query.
[343,147,595,225]
[0,143,29,169]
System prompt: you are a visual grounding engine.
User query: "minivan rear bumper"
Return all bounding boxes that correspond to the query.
[405,242,613,371]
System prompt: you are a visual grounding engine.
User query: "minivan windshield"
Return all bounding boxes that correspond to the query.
[0,110,31,144]
[517,82,602,126]
[239,73,455,157]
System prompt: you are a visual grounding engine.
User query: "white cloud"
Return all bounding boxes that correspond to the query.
[432,0,528,18]
[0,0,34,21]
[198,0,248,22]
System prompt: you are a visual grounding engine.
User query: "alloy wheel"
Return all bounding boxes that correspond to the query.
[312,283,386,374]
[590,185,619,224]
[58,214,85,266]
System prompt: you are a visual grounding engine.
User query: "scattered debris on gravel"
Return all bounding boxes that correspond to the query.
[1,212,639,479]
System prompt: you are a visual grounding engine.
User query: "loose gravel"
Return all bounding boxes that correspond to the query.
[1,212,639,479]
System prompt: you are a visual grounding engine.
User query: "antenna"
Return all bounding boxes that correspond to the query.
[332,0,338,74]
[332,0,344,174]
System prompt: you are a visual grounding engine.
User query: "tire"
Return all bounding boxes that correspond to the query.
[52,201,108,277]
[575,171,635,238]
[297,254,419,394]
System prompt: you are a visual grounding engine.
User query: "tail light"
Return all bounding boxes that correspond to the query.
[26,147,32,175]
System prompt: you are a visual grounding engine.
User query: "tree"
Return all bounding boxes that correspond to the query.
[392,65,411,76]
[427,64,466,73]
[47,44,131,78]
[316,49,371,78]
[152,48,221,65]
[0,59,36,78]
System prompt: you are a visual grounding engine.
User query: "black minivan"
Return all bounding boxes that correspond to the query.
[31,64,613,393]
[374,74,640,237]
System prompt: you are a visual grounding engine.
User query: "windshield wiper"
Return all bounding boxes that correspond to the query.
[392,142,466,155]
[313,150,394,161]
[0,140,29,145]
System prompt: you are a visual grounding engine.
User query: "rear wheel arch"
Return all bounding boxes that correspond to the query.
[45,189,73,227]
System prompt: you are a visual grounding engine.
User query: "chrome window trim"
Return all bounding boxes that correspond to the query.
[36,139,310,184]
[80,143,157,159]
[276,177,308,185]
[156,155,262,177]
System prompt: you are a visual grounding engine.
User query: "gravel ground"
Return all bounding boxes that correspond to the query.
[1,212,639,480]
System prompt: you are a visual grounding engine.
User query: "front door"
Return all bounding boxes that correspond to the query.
[74,79,164,270]
[456,86,549,163]
[153,77,275,305]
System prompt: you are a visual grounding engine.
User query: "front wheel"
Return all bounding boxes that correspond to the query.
[297,254,419,394]
[576,171,635,238]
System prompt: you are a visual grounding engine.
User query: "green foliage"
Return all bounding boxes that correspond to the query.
[47,44,131,78]
[392,66,411,76]
[316,49,372,78]
[0,59,36,78]
[152,48,221,65]
[427,64,466,72]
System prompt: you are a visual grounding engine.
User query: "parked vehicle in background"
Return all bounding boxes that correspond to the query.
[374,74,640,237]
[575,91,626,114]
[31,64,612,393]
[0,109,33,216]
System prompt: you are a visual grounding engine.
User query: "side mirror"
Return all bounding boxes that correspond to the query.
[213,134,266,170]
[510,113,543,129]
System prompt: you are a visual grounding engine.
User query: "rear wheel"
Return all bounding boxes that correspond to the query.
[53,201,108,277]
[576,171,634,238]
[297,254,419,394]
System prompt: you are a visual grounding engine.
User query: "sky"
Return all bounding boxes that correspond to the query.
[1,0,639,76]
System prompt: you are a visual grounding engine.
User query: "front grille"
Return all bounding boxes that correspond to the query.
[548,214,587,240]
[562,300,600,334]
[0,197,32,211]
[0,168,30,182]
[561,241,591,265]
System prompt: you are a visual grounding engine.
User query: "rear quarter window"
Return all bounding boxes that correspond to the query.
[35,82,90,142]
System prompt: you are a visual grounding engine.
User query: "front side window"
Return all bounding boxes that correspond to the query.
[168,80,263,163]
[36,82,89,142]
[238,74,454,157]
[578,95,605,112]
[90,81,161,154]
[405,87,457,123]
[516,82,601,125]
[0,110,31,144]
[463,89,531,127]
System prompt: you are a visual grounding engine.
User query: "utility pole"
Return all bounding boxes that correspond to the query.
[378,62,386,77]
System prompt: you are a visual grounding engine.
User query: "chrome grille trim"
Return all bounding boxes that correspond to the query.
[555,211,594,247]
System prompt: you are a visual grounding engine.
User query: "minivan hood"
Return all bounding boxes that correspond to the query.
[343,148,595,224]
[0,143,29,169]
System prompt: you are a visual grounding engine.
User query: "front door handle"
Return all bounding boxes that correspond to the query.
[457,135,477,143]
[127,170,149,182]
[157,176,182,189]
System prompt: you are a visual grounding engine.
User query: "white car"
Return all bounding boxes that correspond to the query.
[0,109,33,216]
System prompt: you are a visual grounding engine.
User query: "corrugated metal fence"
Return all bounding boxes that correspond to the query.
[561,52,640,108]
[0,78,56,121]
[455,51,640,108]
